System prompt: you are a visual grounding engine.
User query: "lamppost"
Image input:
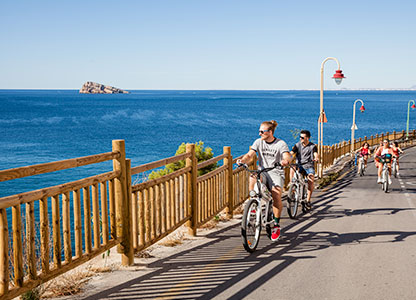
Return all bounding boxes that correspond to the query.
[350,99,365,153]
[406,99,416,139]
[318,57,345,177]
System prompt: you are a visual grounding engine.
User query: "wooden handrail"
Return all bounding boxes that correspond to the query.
[0,151,120,182]
[132,166,191,191]
[0,171,119,209]
[197,154,227,170]
[197,165,227,183]
[130,153,191,175]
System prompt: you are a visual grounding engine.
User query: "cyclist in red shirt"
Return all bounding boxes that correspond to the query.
[355,142,370,174]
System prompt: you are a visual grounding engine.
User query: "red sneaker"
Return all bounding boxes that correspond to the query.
[271,224,281,241]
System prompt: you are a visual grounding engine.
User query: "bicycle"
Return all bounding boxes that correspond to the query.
[357,155,366,176]
[238,162,281,253]
[376,154,392,193]
[287,162,311,219]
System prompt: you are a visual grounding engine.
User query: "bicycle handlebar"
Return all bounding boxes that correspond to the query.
[237,162,282,176]
[375,155,397,164]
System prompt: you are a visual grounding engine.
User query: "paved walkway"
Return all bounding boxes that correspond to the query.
[83,147,416,300]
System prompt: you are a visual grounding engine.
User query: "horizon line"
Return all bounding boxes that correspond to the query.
[1,88,416,91]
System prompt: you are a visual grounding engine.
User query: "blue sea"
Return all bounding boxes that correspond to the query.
[1,89,415,198]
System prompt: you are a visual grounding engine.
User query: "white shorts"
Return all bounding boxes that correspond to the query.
[262,171,284,190]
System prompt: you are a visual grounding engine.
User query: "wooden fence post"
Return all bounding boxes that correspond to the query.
[126,159,134,258]
[112,140,133,266]
[186,144,197,236]
[0,209,8,296]
[224,146,233,219]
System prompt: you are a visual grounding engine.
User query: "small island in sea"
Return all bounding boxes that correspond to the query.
[79,81,129,94]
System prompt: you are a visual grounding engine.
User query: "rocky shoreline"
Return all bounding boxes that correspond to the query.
[79,82,129,94]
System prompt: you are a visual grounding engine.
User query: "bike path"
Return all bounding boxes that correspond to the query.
[84,147,416,300]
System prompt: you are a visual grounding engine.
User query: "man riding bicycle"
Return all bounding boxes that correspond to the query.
[290,130,319,210]
[238,120,291,242]
[374,139,395,184]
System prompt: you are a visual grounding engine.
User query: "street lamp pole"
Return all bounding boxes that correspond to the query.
[318,57,345,177]
[350,99,365,153]
[406,99,416,139]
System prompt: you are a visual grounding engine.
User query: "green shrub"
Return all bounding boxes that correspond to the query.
[21,289,40,300]
[149,141,218,180]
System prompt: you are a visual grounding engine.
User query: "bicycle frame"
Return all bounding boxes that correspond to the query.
[377,155,392,192]
[239,163,281,252]
[287,162,311,218]
[248,167,277,227]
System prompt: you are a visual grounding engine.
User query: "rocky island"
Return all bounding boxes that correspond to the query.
[79,81,129,94]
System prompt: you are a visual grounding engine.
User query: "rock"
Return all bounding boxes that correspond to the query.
[79,81,129,94]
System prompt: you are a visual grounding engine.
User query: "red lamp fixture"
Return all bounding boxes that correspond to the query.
[412,104,416,109]
[332,69,345,85]
[360,105,365,113]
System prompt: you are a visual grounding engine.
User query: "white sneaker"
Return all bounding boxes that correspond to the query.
[397,172,400,175]
[377,177,382,184]
[388,176,392,185]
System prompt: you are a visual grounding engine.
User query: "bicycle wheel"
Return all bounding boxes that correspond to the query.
[241,198,261,253]
[393,163,397,178]
[360,163,365,176]
[287,183,299,219]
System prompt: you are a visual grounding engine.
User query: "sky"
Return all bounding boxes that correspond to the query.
[1,0,416,90]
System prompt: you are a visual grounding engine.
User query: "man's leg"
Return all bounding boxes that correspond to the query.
[271,186,283,220]
[307,173,314,202]
[270,186,282,241]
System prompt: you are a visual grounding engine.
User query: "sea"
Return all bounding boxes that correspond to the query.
[1,89,415,198]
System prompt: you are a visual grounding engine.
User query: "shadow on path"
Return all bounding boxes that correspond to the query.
[84,167,416,300]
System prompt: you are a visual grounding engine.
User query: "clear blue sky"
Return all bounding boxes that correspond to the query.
[1,0,415,90]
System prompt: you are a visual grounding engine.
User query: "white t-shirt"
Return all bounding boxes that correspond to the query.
[251,137,289,175]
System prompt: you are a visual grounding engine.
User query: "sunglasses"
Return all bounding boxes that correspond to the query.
[259,129,270,134]
[300,136,306,139]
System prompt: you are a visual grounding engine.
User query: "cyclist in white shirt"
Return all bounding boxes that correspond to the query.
[238,120,292,241]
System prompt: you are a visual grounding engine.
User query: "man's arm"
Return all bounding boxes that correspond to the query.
[280,151,292,166]
[239,149,257,165]
[313,146,319,161]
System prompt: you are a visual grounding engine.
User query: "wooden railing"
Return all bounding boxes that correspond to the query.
[321,130,416,169]
[0,140,132,300]
[129,145,256,253]
[1,130,415,299]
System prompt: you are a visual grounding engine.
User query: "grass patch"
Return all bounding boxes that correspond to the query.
[317,172,340,189]
[199,214,230,230]
[40,270,95,298]
[159,232,188,247]
[135,250,154,258]
[88,266,113,273]
[233,204,244,215]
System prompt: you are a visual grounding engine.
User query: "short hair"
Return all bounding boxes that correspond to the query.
[300,130,311,138]
[394,141,399,147]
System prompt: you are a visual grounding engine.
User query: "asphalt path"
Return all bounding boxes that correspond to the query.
[86,147,416,300]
